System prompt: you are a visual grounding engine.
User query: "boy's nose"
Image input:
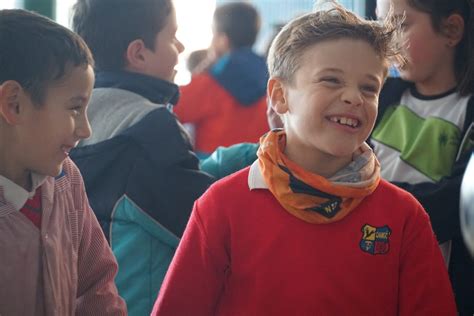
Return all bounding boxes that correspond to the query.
[341,88,363,106]
[76,117,92,140]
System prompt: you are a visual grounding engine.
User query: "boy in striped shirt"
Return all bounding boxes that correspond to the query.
[0,9,126,315]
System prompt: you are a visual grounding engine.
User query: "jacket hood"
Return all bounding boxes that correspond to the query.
[209,48,268,106]
[95,70,180,106]
[71,108,195,170]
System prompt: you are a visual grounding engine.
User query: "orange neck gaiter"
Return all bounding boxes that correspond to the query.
[257,130,380,224]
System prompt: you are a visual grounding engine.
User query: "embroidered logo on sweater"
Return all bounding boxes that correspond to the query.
[359,224,391,255]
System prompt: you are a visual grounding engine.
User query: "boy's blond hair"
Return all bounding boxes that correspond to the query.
[267,3,403,84]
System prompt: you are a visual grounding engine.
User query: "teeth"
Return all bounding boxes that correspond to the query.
[330,116,358,128]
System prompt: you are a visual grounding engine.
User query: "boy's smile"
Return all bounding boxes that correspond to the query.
[270,38,385,177]
[328,115,360,129]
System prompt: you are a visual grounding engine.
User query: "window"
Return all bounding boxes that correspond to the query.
[0,0,22,9]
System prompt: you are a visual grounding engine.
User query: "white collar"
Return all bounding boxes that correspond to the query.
[0,173,46,211]
[248,160,268,190]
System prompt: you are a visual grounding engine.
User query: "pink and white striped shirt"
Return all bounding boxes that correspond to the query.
[0,158,127,315]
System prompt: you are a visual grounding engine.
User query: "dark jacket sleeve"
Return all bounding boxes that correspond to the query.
[392,151,470,242]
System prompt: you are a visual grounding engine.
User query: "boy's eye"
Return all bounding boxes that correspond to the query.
[320,77,341,84]
[361,85,377,93]
[361,85,379,96]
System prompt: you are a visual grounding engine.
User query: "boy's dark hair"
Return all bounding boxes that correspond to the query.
[213,2,261,49]
[268,3,403,84]
[73,0,172,72]
[405,0,473,95]
[0,9,93,106]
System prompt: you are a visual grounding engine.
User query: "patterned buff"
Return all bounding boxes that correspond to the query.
[257,130,381,224]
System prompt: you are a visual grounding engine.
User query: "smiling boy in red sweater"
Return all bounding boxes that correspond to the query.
[153,4,456,315]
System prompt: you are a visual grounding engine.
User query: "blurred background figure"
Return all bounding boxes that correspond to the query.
[174,2,269,158]
[185,48,209,75]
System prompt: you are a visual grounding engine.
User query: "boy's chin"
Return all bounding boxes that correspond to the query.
[46,163,65,178]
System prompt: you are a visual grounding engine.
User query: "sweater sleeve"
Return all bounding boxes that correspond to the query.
[398,201,457,316]
[152,192,230,316]
[75,170,127,315]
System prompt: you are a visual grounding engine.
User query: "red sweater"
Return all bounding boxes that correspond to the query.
[175,74,268,153]
[153,167,456,316]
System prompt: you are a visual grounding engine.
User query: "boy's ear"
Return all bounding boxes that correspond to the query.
[125,39,148,71]
[0,80,23,125]
[442,13,464,47]
[268,78,289,115]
